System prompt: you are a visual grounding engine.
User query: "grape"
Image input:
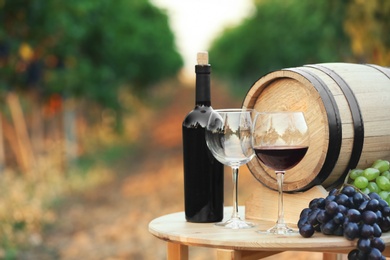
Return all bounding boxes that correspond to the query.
[360,224,374,238]
[333,212,344,224]
[347,249,360,259]
[338,204,348,215]
[363,168,380,181]
[309,198,325,209]
[362,210,378,225]
[354,176,369,189]
[329,188,338,196]
[300,207,311,218]
[367,199,380,211]
[307,209,321,226]
[316,198,325,208]
[316,210,331,224]
[353,192,365,206]
[371,237,385,252]
[309,198,319,209]
[325,201,339,215]
[297,182,388,260]
[380,216,390,232]
[342,185,357,196]
[375,210,383,220]
[378,199,388,209]
[368,193,381,200]
[381,170,390,179]
[357,238,371,253]
[386,196,390,205]
[322,220,336,235]
[344,222,359,240]
[297,215,308,229]
[384,217,390,232]
[376,176,390,191]
[368,182,381,193]
[347,209,361,222]
[325,194,336,204]
[336,193,350,207]
[358,200,369,212]
[299,223,314,238]
[378,191,389,200]
[349,169,364,180]
[382,206,390,217]
[373,223,382,237]
[368,248,383,260]
[372,160,390,173]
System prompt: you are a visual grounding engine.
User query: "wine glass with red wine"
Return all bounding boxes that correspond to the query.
[252,111,309,235]
[206,109,255,229]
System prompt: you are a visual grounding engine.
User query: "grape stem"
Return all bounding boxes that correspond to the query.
[343,169,352,185]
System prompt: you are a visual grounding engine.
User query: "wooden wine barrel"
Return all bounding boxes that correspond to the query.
[243,63,390,192]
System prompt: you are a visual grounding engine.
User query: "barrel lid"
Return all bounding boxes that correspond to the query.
[243,69,331,192]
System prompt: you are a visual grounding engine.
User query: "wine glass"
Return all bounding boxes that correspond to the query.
[206,109,255,229]
[252,111,309,235]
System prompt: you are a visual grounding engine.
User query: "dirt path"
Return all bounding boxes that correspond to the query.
[21,80,324,259]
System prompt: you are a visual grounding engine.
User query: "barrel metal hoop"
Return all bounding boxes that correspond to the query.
[285,67,342,190]
[306,64,365,188]
[365,64,390,80]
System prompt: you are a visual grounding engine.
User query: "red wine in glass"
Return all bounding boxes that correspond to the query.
[254,146,308,171]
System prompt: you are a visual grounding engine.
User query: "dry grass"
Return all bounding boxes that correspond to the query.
[0,158,113,259]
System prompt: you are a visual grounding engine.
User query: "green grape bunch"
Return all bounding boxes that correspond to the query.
[349,160,390,203]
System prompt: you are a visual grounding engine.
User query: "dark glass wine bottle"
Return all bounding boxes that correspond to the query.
[182,51,224,223]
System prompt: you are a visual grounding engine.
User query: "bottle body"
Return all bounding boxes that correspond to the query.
[183,105,224,222]
[182,54,224,223]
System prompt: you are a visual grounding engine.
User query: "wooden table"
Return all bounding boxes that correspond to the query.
[149,206,390,260]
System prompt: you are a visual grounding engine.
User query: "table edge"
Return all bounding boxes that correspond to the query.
[148,207,389,252]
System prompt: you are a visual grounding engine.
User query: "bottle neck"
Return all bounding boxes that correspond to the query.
[195,65,211,107]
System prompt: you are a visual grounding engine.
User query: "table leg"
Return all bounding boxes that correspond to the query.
[216,249,281,260]
[167,242,188,260]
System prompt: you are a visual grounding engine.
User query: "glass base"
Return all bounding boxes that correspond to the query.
[215,217,256,229]
[257,223,297,235]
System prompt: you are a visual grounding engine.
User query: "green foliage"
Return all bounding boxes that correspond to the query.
[0,0,183,108]
[345,0,390,65]
[209,0,351,92]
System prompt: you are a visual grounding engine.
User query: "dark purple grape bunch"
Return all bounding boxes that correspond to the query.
[298,185,390,260]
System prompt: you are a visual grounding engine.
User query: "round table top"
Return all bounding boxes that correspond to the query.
[148,207,390,253]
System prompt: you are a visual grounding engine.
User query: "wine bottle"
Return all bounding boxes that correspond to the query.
[182,51,224,223]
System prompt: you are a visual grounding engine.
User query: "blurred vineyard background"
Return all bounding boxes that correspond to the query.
[0,0,389,259]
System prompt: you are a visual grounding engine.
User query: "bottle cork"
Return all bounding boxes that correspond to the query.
[197,51,209,65]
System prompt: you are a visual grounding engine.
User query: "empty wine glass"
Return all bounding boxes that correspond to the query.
[252,111,309,234]
[205,109,255,229]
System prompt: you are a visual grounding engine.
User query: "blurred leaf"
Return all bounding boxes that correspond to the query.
[0,0,183,108]
[344,0,390,65]
[209,0,351,92]
[12,221,26,232]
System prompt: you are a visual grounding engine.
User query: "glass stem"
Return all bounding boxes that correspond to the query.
[276,171,286,226]
[231,167,240,220]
